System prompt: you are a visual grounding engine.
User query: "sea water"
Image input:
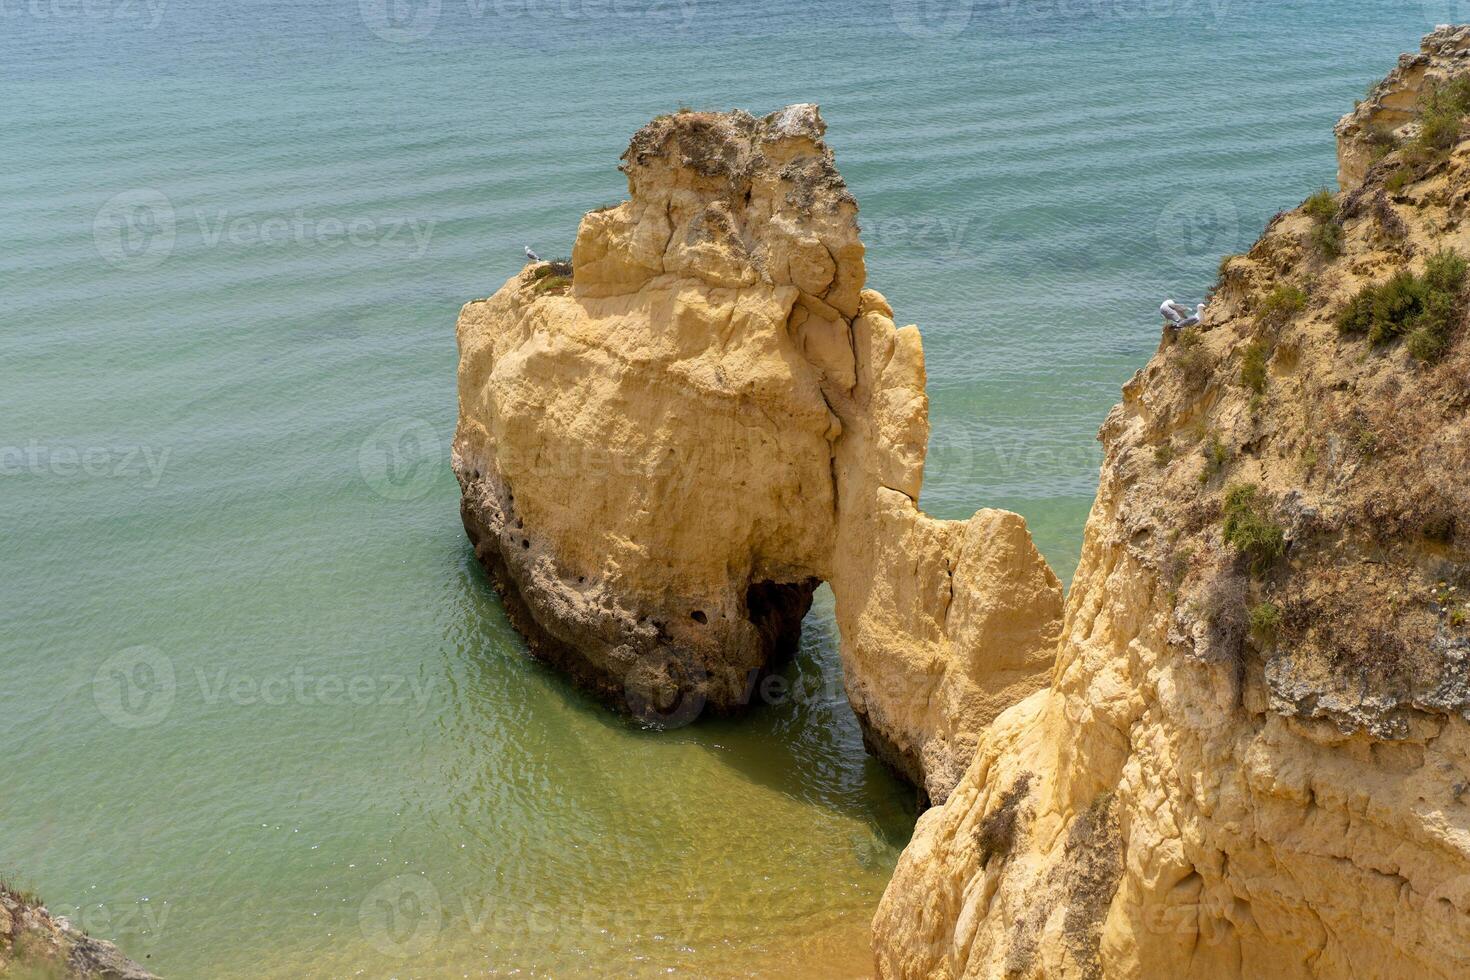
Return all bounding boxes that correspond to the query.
[0,1,1440,974]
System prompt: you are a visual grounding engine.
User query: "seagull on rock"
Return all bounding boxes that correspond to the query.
[524,245,540,263]
[1160,298,1205,330]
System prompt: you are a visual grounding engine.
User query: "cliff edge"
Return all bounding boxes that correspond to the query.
[875,26,1470,978]
[0,886,156,980]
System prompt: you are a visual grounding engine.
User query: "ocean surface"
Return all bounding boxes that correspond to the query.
[0,1,1446,975]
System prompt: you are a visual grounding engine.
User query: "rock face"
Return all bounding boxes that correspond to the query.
[453,104,1062,800]
[0,886,156,979]
[875,31,1470,978]
[1336,25,1470,191]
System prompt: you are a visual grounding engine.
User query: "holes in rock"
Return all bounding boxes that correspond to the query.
[690,610,707,624]
[521,539,530,549]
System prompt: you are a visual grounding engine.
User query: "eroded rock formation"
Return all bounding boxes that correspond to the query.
[1337,25,1470,191]
[453,104,1061,801]
[875,29,1470,978]
[458,34,1470,974]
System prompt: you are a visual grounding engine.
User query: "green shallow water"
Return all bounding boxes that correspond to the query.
[0,2,1447,975]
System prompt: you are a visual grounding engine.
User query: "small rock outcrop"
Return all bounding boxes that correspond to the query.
[876,29,1470,978]
[0,886,156,979]
[1336,25,1470,191]
[454,104,1062,801]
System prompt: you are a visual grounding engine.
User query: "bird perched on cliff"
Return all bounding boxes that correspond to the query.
[1160,299,1205,330]
[524,245,540,263]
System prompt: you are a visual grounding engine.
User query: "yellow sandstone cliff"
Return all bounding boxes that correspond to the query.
[455,28,1470,976]
[874,27,1470,978]
[453,104,1061,803]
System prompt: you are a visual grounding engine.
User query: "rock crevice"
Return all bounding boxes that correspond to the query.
[876,27,1470,977]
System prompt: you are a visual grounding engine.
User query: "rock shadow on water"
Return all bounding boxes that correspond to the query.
[449,550,916,852]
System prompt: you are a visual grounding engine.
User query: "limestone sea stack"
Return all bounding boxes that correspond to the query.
[453,104,1062,802]
[875,26,1470,978]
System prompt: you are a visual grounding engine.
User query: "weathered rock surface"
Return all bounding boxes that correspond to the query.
[1337,24,1470,191]
[453,104,1061,799]
[876,30,1470,978]
[0,886,156,979]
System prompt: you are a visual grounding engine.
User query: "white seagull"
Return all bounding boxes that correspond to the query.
[1160,299,1205,329]
[524,245,540,263]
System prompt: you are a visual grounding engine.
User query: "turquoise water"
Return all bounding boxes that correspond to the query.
[0,2,1443,975]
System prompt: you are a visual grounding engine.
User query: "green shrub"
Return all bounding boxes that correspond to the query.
[1300,443,1319,475]
[1199,432,1230,484]
[1419,110,1462,152]
[1300,189,1343,259]
[1334,249,1468,360]
[1,880,44,908]
[1255,285,1308,330]
[1222,484,1286,574]
[1310,219,1343,258]
[1414,77,1470,153]
[1302,189,1339,222]
[1425,247,1468,291]
[1407,324,1445,361]
[531,274,572,294]
[1249,601,1282,638]
[1335,286,1376,336]
[1240,339,1271,394]
[1370,269,1427,344]
[1385,166,1414,194]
